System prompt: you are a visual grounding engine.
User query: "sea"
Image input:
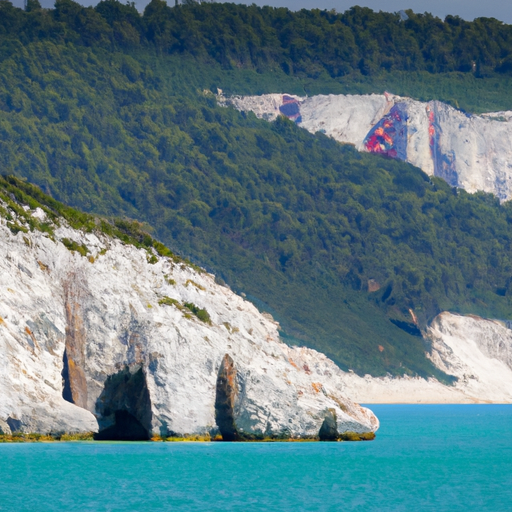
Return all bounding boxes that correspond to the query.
[1,405,511,511]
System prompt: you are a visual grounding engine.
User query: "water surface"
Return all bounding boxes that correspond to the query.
[1,405,512,511]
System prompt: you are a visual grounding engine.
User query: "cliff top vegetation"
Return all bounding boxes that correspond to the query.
[0,175,200,269]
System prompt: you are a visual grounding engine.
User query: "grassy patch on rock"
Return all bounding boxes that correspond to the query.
[0,432,95,443]
[159,296,212,324]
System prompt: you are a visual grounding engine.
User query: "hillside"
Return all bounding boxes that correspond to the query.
[2,0,512,111]
[2,1,512,379]
[3,176,512,412]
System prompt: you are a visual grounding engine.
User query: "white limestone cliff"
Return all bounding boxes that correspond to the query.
[0,201,378,438]
[3,191,512,434]
[221,93,512,201]
[339,312,512,404]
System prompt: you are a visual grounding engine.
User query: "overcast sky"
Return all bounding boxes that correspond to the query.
[10,0,512,24]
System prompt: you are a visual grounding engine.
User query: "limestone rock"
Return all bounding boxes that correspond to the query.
[221,92,512,201]
[427,312,512,402]
[0,418,11,435]
[333,312,512,404]
[0,198,378,438]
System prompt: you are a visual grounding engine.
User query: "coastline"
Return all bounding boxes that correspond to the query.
[339,373,512,405]
[0,432,376,443]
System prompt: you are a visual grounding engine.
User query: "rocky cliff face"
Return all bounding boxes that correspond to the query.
[0,192,378,439]
[221,93,512,201]
[338,312,512,404]
[428,312,512,401]
[2,182,511,430]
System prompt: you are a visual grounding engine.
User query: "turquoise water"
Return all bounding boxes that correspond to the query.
[1,405,512,511]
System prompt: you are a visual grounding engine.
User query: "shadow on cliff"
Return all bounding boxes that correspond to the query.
[93,365,152,441]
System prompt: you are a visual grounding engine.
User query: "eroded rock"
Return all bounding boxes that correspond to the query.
[0,418,12,435]
[215,354,239,441]
[0,198,379,438]
[94,365,152,441]
[62,273,89,409]
[319,409,338,441]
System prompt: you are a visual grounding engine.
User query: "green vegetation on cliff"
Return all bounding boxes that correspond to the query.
[2,1,512,379]
[0,175,196,269]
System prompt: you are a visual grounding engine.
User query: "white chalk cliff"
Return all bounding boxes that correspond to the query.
[340,312,512,404]
[2,184,512,444]
[0,194,378,439]
[221,93,512,201]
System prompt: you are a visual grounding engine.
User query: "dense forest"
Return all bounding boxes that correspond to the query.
[2,0,512,76]
[2,0,512,379]
[1,0,512,111]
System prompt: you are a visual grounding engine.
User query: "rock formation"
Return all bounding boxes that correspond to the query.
[214,354,240,441]
[3,180,512,426]
[318,409,338,441]
[221,92,512,201]
[338,312,512,404]
[0,190,378,439]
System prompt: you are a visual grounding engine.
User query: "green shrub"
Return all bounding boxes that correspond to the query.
[165,276,176,285]
[7,222,27,235]
[158,296,181,308]
[61,238,89,257]
[184,302,211,324]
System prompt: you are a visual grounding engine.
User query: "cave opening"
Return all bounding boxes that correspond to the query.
[93,365,152,441]
[94,410,150,441]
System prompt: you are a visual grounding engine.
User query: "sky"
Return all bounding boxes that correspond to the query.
[10,0,512,24]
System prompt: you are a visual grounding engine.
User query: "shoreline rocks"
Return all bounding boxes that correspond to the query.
[0,193,379,440]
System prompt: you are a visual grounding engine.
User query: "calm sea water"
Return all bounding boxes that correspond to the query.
[1,405,512,511]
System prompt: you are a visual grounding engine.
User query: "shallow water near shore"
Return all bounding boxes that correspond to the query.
[1,405,512,511]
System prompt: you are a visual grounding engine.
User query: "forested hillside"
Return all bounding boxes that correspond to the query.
[3,0,512,76]
[2,0,512,110]
[2,0,512,379]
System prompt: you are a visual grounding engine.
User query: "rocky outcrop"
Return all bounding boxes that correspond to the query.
[0,418,11,435]
[427,312,512,401]
[221,92,512,201]
[0,196,378,438]
[337,312,512,404]
[214,354,239,441]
